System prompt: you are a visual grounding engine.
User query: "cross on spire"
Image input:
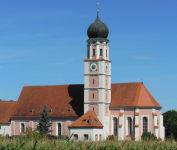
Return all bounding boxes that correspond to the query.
[97,3,99,17]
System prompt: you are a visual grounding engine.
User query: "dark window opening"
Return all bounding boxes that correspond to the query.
[84,134,88,140]
[21,123,25,132]
[93,107,94,111]
[128,117,132,136]
[100,49,103,56]
[106,49,107,57]
[58,123,61,136]
[93,93,94,98]
[74,134,78,140]
[93,79,94,84]
[113,118,117,136]
[93,49,95,56]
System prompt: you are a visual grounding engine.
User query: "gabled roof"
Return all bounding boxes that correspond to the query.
[110,82,161,108]
[0,101,16,123]
[68,111,103,128]
[12,84,84,117]
[11,82,161,118]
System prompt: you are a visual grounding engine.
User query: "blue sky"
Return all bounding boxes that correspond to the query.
[0,0,176,114]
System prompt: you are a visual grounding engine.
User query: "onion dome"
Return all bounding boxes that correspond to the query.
[87,13,109,39]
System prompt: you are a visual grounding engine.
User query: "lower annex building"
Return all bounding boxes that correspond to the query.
[0,12,165,141]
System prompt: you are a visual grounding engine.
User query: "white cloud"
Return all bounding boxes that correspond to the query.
[131,56,153,59]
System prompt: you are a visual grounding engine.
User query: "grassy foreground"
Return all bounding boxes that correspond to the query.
[0,137,177,150]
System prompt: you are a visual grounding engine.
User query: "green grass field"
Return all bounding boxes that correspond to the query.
[0,136,177,150]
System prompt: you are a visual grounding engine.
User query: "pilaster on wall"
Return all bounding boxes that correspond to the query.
[118,108,124,140]
[153,111,159,139]
[135,108,139,141]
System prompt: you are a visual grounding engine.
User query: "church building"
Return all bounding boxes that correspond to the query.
[0,11,165,141]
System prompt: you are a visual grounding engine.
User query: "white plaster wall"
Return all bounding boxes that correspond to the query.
[84,76,89,89]
[103,43,106,60]
[98,61,105,74]
[98,89,105,102]
[84,104,89,114]
[160,114,165,141]
[84,89,89,103]
[98,103,104,125]
[96,43,99,59]
[98,75,105,88]
[69,128,104,141]
[108,62,111,76]
[89,45,92,59]
[84,62,89,75]
[107,45,109,60]
[0,124,11,136]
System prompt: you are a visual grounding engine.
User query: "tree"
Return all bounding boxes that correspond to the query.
[163,110,177,139]
[37,104,53,136]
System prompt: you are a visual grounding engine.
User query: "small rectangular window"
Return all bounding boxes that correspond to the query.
[84,134,88,140]
[74,134,78,140]
[93,49,95,56]
[93,93,94,98]
[106,49,107,57]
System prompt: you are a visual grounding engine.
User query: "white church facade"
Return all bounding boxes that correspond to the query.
[0,12,165,141]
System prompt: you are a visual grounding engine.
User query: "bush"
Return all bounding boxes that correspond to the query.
[141,132,157,141]
[106,135,114,140]
[23,127,46,140]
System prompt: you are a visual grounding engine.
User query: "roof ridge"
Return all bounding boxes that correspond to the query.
[23,84,84,87]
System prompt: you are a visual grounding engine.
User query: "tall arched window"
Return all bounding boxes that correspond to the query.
[113,117,117,136]
[100,49,103,56]
[143,117,148,132]
[93,49,95,56]
[127,117,132,135]
[58,123,61,136]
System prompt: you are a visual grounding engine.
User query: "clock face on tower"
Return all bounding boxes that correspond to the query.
[105,64,109,72]
[90,63,97,71]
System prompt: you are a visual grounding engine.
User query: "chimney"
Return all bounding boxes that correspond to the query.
[89,116,91,124]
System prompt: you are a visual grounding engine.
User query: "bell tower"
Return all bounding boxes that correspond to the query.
[84,8,111,137]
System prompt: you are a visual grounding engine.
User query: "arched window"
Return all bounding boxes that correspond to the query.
[113,117,117,136]
[100,49,103,56]
[95,134,98,141]
[127,117,132,136]
[93,93,94,98]
[99,134,102,140]
[58,123,61,136]
[143,117,148,132]
[21,123,25,132]
[106,49,107,57]
[93,79,94,84]
[93,49,95,56]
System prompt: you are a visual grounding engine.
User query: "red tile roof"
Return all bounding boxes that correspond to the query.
[0,101,16,123]
[11,82,161,118]
[68,111,103,128]
[110,82,161,108]
[12,84,84,117]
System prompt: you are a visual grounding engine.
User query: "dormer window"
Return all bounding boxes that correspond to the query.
[100,49,103,56]
[93,49,95,56]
